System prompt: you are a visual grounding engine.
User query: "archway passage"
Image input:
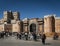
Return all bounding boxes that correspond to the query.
[30,23,36,33]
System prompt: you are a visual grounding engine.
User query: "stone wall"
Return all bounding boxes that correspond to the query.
[12,23,20,32]
[0,24,4,32]
[55,17,60,34]
[44,15,55,36]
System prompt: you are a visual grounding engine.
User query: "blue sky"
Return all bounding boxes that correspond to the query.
[0,0,60,19]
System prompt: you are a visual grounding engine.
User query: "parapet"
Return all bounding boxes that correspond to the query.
[55,17,60,19]
[44,14,56,18]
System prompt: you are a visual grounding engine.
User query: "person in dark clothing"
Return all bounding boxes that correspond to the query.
[32,32,37,41]
[1,32,4,39]
[53,33,59,40]
[0,32,1,38]
[25,32,28,40]
[41,34,46,44]
[17,33,19,39]
[19,33,21,39]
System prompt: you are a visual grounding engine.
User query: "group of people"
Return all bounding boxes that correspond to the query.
[0,31,59,45]
[16,32,59,45]
[0,31,46,45]
[16,32,37,41]
[0,31,12,39]
[16,32,46,44]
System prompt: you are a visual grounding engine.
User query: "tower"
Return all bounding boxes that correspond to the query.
[13,12,20,20]
[44,14,55,36]
[3,11,9,22]
[3,11,13,23]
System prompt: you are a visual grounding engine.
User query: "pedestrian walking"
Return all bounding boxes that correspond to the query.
[19,33,21,39]
[17,33,19,39]
[53,33,59,40]
[41,33,46,45]
[25,32,28,40]
[32,32,37,41]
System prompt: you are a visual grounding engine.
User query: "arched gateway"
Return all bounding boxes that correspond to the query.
[30,23,36,33]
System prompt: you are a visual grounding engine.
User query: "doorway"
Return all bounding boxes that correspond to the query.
[30,23,36,33]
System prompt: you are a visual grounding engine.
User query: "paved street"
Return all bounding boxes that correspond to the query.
[0,36,60,46]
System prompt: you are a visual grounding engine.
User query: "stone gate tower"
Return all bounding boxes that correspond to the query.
[44,14,55,36]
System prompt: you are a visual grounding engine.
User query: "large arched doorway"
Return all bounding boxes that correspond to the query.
[30,23,36,33]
